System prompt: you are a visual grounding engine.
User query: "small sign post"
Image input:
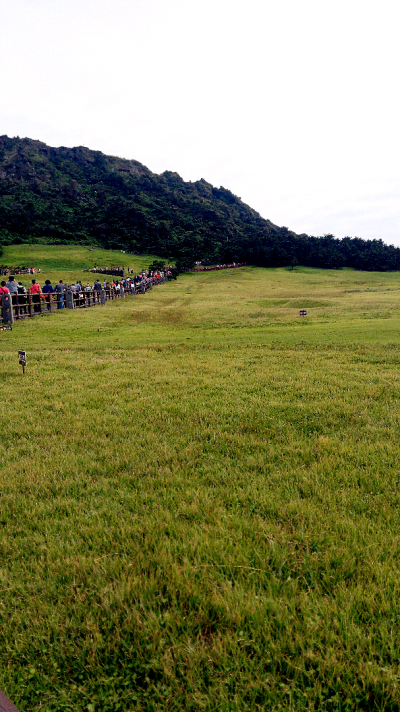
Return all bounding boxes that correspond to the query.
[18,349,26,375]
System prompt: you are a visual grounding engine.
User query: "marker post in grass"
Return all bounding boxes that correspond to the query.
[18,349,26,375]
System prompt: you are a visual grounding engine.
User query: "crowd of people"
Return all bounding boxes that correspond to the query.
[0,277,46,313]
[89,267,125,277]
[88,265,174,277]
[0,268,171,316]
[0,266,40,276]
[192,262,246,271]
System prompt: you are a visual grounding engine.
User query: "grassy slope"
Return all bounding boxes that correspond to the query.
[1,244,161,286]
[1,246,400,711]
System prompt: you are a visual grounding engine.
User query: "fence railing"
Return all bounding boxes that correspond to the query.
[0,274,168,326]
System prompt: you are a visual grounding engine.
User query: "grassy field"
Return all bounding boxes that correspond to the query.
[1,245,400,711]
[1,243,160,287]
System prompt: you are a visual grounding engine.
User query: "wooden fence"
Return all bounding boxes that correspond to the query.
[0,274,168,327]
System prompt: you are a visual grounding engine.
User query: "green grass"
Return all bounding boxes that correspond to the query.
[1,246,400,711]
[1,243,161,287]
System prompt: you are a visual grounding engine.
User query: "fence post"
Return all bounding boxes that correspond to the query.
[14,295,20,320]
[101,290,106,305]
[27,291,33,317]
[120,285,125,298]
[1,293,14,325]
[66,289,74,309]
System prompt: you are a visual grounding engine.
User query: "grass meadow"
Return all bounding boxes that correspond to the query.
[1,245,400,711]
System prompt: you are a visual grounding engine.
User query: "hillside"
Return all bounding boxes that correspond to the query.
[1,135,400,271]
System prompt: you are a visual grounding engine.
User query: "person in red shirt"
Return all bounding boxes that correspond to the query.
[29,279,42,313]
[0,281,10,294]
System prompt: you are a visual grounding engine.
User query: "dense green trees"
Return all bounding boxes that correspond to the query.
[1,135,399,271]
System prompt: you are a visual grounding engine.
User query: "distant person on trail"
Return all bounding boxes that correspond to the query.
[93,279,102,291]
[29,279,42,313]
[54,280,65,309]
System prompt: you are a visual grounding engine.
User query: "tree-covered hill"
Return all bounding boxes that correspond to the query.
[1,135,399,271]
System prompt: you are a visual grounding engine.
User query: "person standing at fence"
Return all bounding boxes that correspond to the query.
[54,279,65,309]
[93,279,102,302]
[42,280,54,310]
[75,281,83,307]
[29,279,42,313]
[0,281,10,294]
[5,276,18,307]
[17,282,28,314]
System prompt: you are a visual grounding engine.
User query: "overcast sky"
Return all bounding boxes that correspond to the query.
[1,0,399,245]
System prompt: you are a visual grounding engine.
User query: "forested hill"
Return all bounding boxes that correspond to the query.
[1,135,399,271]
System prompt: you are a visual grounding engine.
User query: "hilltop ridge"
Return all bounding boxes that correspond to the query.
[1,135,400,271]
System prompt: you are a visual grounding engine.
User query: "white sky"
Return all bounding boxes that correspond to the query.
[1,0,399,245]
